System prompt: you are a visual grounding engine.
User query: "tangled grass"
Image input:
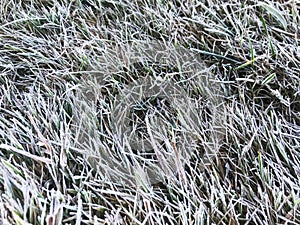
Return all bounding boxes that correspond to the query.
[0,0,300,224]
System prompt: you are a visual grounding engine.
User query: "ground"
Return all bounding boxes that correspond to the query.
[0,0,299,224]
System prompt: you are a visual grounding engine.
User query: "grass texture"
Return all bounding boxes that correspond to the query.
[0,0,300,224]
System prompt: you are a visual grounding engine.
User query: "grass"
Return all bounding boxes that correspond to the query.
[0,0,300,224]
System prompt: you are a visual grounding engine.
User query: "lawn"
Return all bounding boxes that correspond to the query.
[0,0,299,224]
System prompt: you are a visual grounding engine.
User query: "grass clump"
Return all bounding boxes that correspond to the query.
[0,0,299,224]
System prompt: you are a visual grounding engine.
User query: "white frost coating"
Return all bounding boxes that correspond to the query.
[78,40,225,185]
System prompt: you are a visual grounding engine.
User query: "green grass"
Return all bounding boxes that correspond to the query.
[0,0,300,224]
